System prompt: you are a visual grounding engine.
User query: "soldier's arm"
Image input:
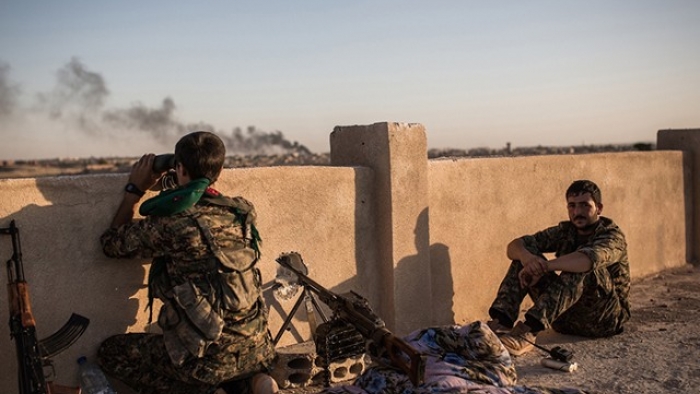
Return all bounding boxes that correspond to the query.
[547,225,627,272]
[576,226,628,271]
[110,192,142,228]
[507,238,546,267]
[101,213,167,259]
[510,238,552,288]
[510,224,565,269]
[546,252,592,273]
[515,224,569,286]
[102,154,165,258]
[520,251,592,287]
[109,154,161,228]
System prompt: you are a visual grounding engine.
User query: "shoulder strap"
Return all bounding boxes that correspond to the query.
[197,193,262,254]
[190,214,258,273]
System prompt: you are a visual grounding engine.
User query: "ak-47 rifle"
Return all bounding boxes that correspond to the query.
[3,220,90,394]
[275,252,426,386]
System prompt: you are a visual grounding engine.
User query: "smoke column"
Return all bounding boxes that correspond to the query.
[0,62,21,118]
[2,57,310,156]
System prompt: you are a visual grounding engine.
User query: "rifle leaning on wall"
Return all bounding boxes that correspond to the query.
[3,220,90,394]
[275,252,426,386]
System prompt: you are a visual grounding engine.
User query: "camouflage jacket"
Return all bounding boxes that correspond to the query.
[100,193,275,381]
[520,216,630,316]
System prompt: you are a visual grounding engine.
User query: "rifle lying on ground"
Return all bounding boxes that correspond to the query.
[3,220,90,394]
[275,252,426,386]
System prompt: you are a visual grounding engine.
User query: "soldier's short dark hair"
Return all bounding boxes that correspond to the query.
[566,180,601,205]
[175,131,226,183]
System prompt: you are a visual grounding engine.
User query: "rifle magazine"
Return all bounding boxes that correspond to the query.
[39,314,90,359]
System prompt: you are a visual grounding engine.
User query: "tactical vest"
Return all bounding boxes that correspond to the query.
[153,193,264,366]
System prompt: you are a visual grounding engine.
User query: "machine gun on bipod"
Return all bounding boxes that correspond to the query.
[274,252,426,386]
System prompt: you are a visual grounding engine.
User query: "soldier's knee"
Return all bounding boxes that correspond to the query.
[97,334,130,368]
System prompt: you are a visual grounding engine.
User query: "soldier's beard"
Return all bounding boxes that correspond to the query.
[574,217,599,234]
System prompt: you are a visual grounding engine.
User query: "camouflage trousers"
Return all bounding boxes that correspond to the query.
[489,260,628,337]
[97,330,275,394]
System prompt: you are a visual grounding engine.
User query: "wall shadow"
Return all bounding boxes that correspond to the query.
[429,242,455,325]
[681,151,696,264]
[395,208,455,328]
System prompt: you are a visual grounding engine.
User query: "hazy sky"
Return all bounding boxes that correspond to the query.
[1,1,699,159]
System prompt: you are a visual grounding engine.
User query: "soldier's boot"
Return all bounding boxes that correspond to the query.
[486,318,512,335]
[498,321,536,356]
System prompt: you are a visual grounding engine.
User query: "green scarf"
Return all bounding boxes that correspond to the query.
[139,178,211,217]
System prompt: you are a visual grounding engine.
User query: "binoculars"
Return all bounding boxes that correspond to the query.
[152,154,177,191]
[153,154,176,173]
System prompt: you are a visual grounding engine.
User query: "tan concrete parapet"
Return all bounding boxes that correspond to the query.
[331,122,433,335]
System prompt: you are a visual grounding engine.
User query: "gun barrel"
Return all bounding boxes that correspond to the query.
[3,220,25,282]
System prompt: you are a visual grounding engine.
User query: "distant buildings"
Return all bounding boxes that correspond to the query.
[427,142,655,159]
[0,142,654,179]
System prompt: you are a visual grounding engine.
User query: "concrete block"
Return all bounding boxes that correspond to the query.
[270,341,368,389]
[324,352,367,383]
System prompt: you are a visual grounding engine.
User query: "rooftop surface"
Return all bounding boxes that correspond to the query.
[281,264,700,394]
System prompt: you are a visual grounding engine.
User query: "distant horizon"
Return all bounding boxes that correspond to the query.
[0,134,664,161]
[1,137,660,162]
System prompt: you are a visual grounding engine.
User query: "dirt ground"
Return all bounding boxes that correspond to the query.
[281,264,700,394]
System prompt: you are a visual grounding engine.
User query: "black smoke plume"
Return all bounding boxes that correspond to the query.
[0,62,21,118]
[102,97,188,144]
[14,58,311,155]
[222,127,311,156]
[35,57,109,129]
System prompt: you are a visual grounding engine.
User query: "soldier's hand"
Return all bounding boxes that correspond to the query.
[519,267,543,288]
[519,254,547,287]
[519,269,530,288]
[129,154,163,192]
[521,254,548,276]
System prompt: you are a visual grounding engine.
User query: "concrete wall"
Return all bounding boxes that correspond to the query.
[0,122,693,393]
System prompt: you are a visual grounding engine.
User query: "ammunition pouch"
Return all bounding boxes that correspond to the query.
[173,281,224,341]
[160,281,224,365]
[194,212,262,312]
[217,250,262,312]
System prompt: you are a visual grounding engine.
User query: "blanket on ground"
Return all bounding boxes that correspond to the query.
[323,321,588,394]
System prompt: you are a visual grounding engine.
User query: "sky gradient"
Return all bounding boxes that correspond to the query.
[1,1,699,159]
